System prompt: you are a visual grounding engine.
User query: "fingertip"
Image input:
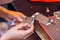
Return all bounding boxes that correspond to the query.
[25,24,34,32]
[17,18,23,22]
[19,18,23,21]
[30,24,34,30]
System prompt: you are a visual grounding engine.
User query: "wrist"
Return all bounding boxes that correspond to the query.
[1,35,8,40]
[0,32,10,40]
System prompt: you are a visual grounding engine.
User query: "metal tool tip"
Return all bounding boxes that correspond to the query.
[35,12,40,15]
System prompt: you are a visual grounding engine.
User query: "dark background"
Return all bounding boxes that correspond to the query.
[13,0,60,17]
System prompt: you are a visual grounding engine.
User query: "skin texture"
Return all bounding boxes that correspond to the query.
[0,6,26,22]
[0,23,34,40]
[0,6,34,40]
[0,0,14,4]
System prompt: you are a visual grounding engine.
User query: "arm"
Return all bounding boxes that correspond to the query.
[0,6,26,22]
[0,6,26,17]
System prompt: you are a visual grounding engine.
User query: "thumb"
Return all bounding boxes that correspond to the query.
[23,24,34,35]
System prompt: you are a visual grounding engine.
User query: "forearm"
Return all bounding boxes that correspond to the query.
[0,6,9,12]
[0,31,11,40]
[1,37,23,40]
[0,36,7,40]
[0,6,9,17]
[0,6,26,18]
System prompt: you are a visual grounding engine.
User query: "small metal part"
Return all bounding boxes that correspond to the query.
[46,7,50,13]
[45,16,54,25]
[54,11,60,19]
[46,19,53,25]
[11,19,16,26]
[51,22,56,25]
[33,12,52,25]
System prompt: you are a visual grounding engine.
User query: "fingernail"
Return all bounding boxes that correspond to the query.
[27,24,31,27]
[25,23,31,27]
[19,18,23,22]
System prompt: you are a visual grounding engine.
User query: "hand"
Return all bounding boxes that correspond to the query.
[0,23,34,40]
[0,6,26,22]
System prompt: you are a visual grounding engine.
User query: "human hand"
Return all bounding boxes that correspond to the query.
[0,23,34,40]
[0,6,26,22]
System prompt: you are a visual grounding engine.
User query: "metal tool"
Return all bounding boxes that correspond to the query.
[33,12,54,26]
[53,11,60,19]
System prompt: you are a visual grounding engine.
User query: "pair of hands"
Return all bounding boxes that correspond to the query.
[0,6,34,40]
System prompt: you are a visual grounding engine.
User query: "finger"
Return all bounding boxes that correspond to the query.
[0,12,13,22]
[7,11,23,22]
[14,23,28,29]
[23,24,34,35]
[18,12,27,18]
[4,17,12,22]
[1,15,12,22]
[12,14,23,22]
[16,12,27,22]
[16,16,23,22]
